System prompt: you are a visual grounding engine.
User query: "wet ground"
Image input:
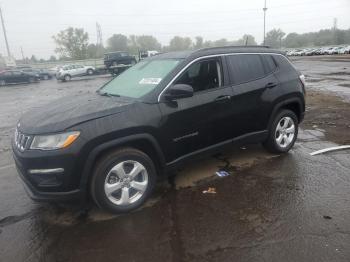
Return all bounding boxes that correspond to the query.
[0,56,350,261]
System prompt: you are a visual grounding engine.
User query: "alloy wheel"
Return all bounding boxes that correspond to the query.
[104,160,149,206]
[275,116,296,148]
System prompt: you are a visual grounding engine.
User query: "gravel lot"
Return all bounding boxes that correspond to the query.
[0,57,350,262]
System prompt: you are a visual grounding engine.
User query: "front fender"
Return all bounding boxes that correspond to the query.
[79,133,165,191]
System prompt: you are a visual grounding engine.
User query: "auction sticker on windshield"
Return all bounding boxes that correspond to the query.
[139,78,162,85]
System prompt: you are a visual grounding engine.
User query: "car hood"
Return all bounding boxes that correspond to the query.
[19,93,134,134]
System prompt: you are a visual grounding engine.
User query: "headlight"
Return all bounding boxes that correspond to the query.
[30,131,80,150]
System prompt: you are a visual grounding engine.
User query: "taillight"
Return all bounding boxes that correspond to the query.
[299,74,306,94]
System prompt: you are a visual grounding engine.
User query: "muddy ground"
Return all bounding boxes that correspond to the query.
[0,56,350,262]
[302,91,350,144]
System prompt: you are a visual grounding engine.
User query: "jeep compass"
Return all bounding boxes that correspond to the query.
[12,46,306,213]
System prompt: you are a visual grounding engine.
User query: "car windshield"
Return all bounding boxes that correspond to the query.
[100,59,181,98]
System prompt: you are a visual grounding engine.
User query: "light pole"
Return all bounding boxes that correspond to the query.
[263,0,267,45]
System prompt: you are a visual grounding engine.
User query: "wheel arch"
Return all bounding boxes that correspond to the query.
[268,97,304,129]
[79,133,166,193]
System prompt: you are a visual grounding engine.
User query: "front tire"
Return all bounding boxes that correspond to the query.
[64,74,71,81]
[263,109,298,153]
[91,148,157,213]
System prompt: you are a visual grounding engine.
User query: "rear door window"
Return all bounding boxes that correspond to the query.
[227,54,265,85]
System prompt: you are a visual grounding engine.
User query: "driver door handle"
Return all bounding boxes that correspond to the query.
[214,95,231,102]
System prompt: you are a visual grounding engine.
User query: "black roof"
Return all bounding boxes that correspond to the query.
[151,46,285,60]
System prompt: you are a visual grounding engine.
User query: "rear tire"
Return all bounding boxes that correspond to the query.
[91,148,157,213]
[87,69,94,75]
[263,109,298,153]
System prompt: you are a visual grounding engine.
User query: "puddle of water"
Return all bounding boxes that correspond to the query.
[174,145,278,189]
[34,145,277,224]
[87,187,169,222]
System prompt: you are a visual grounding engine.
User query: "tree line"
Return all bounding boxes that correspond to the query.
[51,27,258,60]
[25,26,350,61]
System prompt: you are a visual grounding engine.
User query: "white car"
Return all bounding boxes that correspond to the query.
[324,47,338,55]
[56,64,95,81]
[339,46,350,54]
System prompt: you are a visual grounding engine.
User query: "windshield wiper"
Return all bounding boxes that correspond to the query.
[97,90,120,97]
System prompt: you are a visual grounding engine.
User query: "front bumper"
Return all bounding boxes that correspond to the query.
[12,139,85,202]
[17,165,83,201]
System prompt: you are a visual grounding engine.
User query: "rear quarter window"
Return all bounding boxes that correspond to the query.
[273,55,298,72]
[227,54,266,85]
[261,55,277,74]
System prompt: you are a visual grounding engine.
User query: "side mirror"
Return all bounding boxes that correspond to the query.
[164,84,193,100]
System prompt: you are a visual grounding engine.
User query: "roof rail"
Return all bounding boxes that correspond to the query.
[227,45,270,48]
[197,45,271,52]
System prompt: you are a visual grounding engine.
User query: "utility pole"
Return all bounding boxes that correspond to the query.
[0,5,11,57]
[332,17,337,30]
[20,46,25,63]
[263,0,267,45]
[96,22,103,58]
[333,18,338,44]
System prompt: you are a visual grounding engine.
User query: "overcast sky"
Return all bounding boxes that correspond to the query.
[1,0,350,59]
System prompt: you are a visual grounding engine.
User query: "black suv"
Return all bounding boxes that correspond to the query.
[104,51,137,68]
[12,46,305,213]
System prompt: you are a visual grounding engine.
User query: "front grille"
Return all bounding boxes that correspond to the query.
[14,129,32,151]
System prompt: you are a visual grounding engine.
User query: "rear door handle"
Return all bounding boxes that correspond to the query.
[214,95,231,102]
[265,82,277,89]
